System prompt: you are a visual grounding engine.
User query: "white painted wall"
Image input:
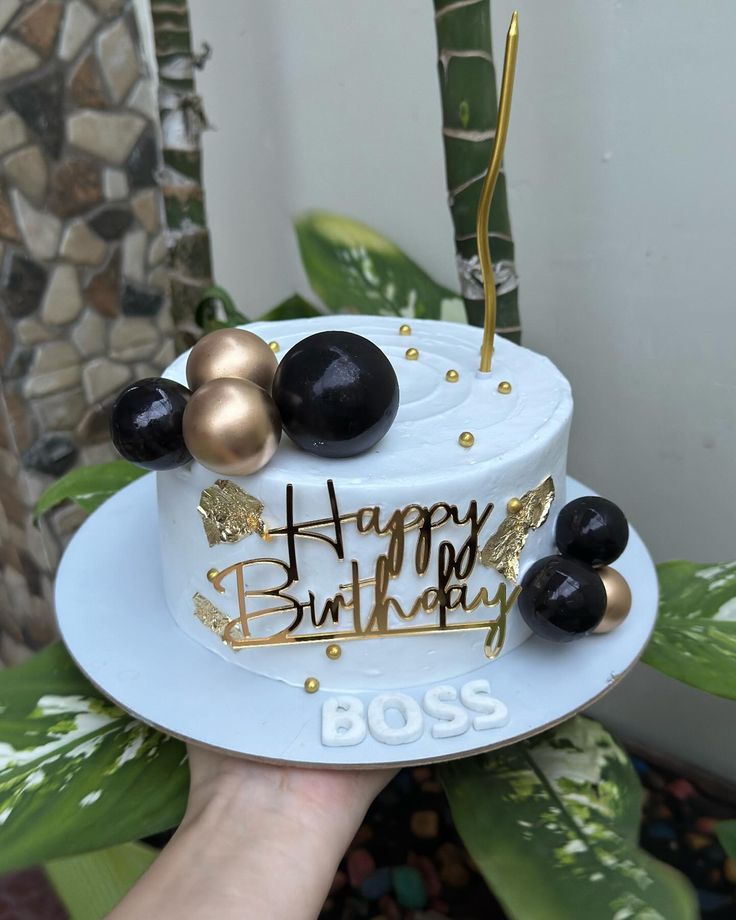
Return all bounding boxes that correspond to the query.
[141,0,736,779]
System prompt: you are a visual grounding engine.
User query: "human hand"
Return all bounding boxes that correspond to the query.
[109,744,394,920]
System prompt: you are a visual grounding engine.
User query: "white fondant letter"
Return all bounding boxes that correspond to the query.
[460,679,510,730]
[422,685,470,739]
[367,693,423,745]
[321,696,367,747]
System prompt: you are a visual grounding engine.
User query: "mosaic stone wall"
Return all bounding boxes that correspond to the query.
[0,0,174,665]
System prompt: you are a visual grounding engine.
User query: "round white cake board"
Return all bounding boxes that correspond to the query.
[55,474,657,769]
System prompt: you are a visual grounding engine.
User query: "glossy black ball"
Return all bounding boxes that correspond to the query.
[110,377,192,470]
[556,496,629,567]
[519,555,607,642]
[272,331,399,458]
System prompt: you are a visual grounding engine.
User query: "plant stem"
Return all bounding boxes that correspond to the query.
[433,0,521,342]
[150,0,214,348]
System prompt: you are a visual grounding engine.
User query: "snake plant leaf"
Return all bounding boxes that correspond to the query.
[35,462,147,517]
[440,716,697,920]
[642,561,736,700]
[295,210,465,321]
[716,820,736,859]
[0,643,188,873]
[45,842,157,920]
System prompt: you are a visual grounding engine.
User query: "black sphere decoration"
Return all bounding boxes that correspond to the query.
[272,331,400,458]
[555,496,629,567]
[519,555,607,642]
[110,377,192,470]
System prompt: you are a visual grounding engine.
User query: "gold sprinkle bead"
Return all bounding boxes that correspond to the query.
[326,644,342,660]
[304,677,320,694]
[206,568,219,582]
[268,341,280,352]
[458,431,475,448]
[405,347,419,360]
[399,323,412,335]
[497,380,512,394]
[506,497,523,515]
[445,369,459,383]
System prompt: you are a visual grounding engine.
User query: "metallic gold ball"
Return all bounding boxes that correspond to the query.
[458,431,475,448]
[497,380,512,395]
[399,323,412,336]
[506,497,523,515]
[326,644,342,660]
[182,377,282,476]
[593,566,632,634]
[445,369,459,383]
[405,347,419,360]
[304,677,320,693]
[206,568,219,582]
[186,328,278,393]
[268,340,280,353]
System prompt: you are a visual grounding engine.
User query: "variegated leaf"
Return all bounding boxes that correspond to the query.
[440,716,697,920]
[35,462,147,517]
[296,210,466,321]
[643,561,736,699]
[0,644,187,872]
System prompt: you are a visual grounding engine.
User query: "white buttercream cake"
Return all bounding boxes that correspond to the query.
[157,315,572,692]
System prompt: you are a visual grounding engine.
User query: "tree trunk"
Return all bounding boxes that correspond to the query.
[150,0,214,349]
[433,0,520,342]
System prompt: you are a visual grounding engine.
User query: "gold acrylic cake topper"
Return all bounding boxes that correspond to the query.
[198,479,268,547]
[479,476,555,581]
[477,11,519,373]
[191,476,555,661]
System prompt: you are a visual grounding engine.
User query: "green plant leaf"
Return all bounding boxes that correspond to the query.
[195,284,248,331]
[295,210,466,321]
[258,293,324,322]
[35,461,148,518]
[45,842,157,920]
[716,820,736,859]
[0,643,188,873]
[439,716,697,920]
[643,560,736,700]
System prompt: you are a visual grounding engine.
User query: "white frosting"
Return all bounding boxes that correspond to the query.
[157,316,572,692]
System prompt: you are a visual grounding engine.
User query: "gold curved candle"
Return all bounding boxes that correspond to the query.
[477,11,519,373]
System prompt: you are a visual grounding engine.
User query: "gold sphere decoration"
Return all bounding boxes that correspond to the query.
[268,340,280,353]
[186,328,278,393]
[183,377,282,476]
[326,644,342,660]
[206,568,219,582]
[506,497,523,515]
[405,347,419,360]
[458,431,475,448]
[594,566,633,634]
[445,369,459,383]
[399,323,412,336]
[304,677,320,694]
[497,380,512,394]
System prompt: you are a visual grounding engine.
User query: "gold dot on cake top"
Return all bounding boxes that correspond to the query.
[445,369,459,383]
[506,497,523,515]
[206,568,218,582]
[458,431,475,448]
[304,677,320,693]
[405,347,419,360]
[268,341,280,353]
[497,380,512,394]
[399,323,412,335]
[326,644,342,660]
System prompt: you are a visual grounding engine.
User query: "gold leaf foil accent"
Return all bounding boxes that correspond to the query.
[479,476,555,582]
[193,592,231,638]
[198,479,267,547]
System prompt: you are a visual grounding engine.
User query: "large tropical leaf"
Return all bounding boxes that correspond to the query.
[295,210,466,322]
[258,293,324,323]
[440,716,697,920]
[643,560,736,700]
[35,462,147,517]
[45,842,157,920]
[0,643,188,872]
